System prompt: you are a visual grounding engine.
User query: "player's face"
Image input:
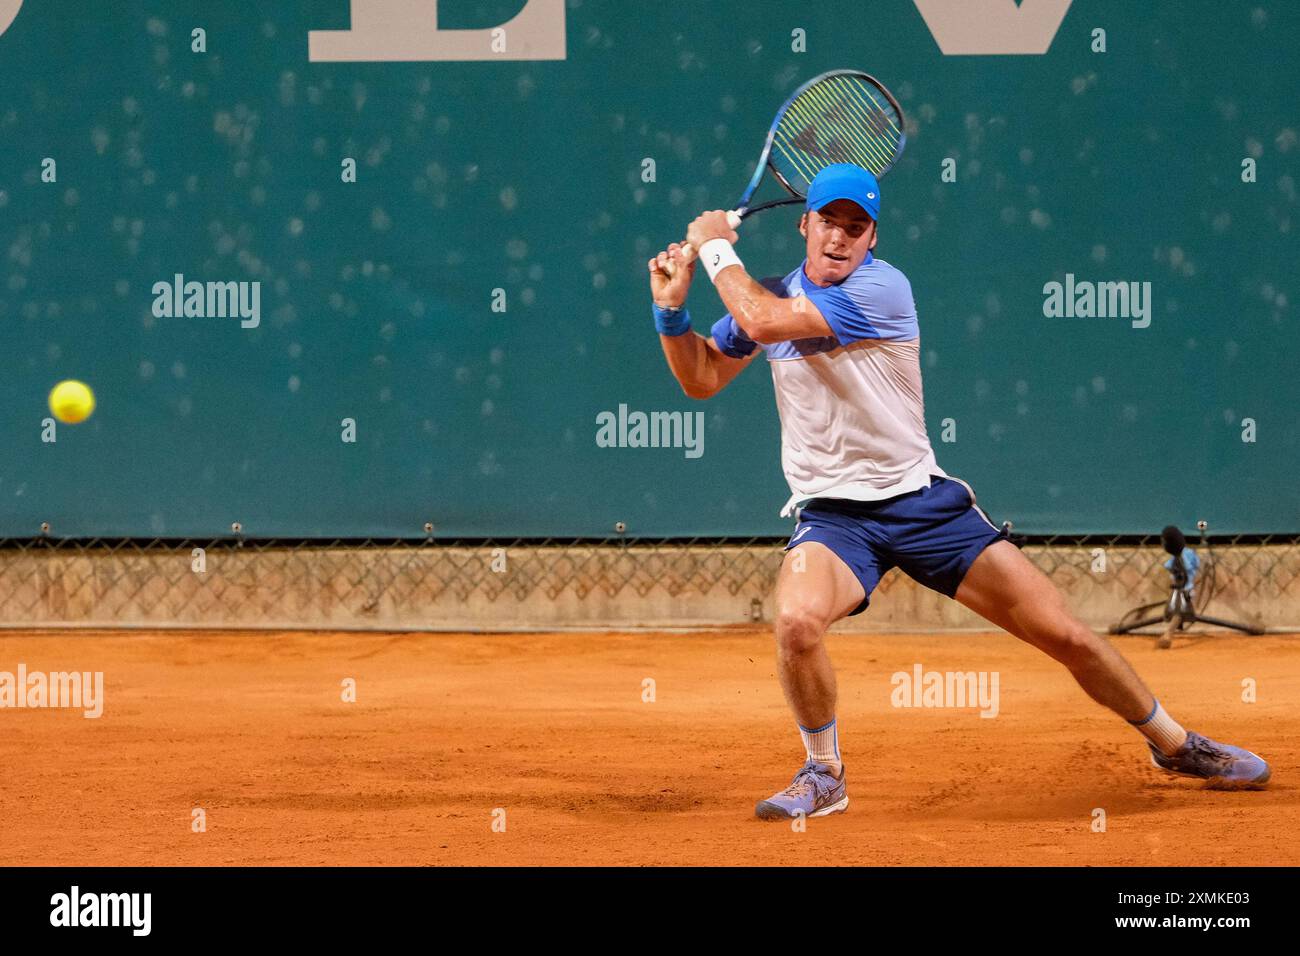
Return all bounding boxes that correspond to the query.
[800,200,877,284]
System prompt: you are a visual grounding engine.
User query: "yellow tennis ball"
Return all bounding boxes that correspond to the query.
[49,379,96,424]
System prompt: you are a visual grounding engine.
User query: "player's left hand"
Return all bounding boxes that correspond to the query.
[685,210,740,252]
[649,242,695,308]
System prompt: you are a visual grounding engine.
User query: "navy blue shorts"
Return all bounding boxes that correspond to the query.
[784,476,1010,616]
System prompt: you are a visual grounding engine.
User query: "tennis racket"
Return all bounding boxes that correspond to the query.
[663,69,907,276]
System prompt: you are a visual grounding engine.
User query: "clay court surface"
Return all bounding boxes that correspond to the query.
[1,628,1295,866]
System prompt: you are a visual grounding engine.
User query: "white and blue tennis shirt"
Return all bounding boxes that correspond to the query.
[712,252,948,517]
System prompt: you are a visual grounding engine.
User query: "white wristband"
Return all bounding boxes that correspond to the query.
[699,238,743,282]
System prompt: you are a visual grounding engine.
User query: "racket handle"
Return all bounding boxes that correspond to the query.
[663,210,743,277]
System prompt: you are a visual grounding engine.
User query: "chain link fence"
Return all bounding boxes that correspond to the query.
[0,534,1296,632]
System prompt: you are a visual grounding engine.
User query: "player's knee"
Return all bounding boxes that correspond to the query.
[774,605,827,657]
[1041,620,1100,667]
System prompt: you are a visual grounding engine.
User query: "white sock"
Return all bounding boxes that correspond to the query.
[1129,698,1189,756]
[799,718,842,774]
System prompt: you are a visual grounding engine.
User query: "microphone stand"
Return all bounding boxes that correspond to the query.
[1108,520,1264,648]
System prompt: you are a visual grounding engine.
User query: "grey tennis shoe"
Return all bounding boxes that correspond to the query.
[1148,731,1271,789]
[755,758,849,820]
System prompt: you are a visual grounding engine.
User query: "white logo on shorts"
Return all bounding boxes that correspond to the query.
[791,525,813,543]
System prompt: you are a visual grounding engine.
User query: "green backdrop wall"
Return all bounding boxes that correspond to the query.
[0,1,1296,537]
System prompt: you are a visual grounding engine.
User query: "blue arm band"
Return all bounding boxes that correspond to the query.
[710,315,758,358]
[653,303,692,336]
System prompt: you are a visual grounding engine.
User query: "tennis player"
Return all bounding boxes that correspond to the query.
[648,163,1271,820]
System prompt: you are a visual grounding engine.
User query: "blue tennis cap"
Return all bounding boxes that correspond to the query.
[806,164,880,221]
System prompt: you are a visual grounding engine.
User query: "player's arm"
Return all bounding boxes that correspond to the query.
[686,210,833,344]
[659,329,758,400]
[649,242,758,400]
[713,268,831,343]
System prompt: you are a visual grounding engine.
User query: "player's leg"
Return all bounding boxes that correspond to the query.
[954,539,1270,788]
[772,541,867,767]
[886,477,1270,788]
[955,540,1153,720]
[755,527,884,820]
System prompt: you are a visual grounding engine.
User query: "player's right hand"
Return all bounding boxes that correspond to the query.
[649,243,694,309]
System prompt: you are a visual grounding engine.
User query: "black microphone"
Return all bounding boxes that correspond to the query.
[1160,525,1186,557]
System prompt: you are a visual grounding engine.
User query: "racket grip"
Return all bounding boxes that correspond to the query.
[663,210,742,277]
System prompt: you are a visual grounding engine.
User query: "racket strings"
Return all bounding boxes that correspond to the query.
[795,89,893,174]
[780,86,899,179]
[770,74,904,193]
